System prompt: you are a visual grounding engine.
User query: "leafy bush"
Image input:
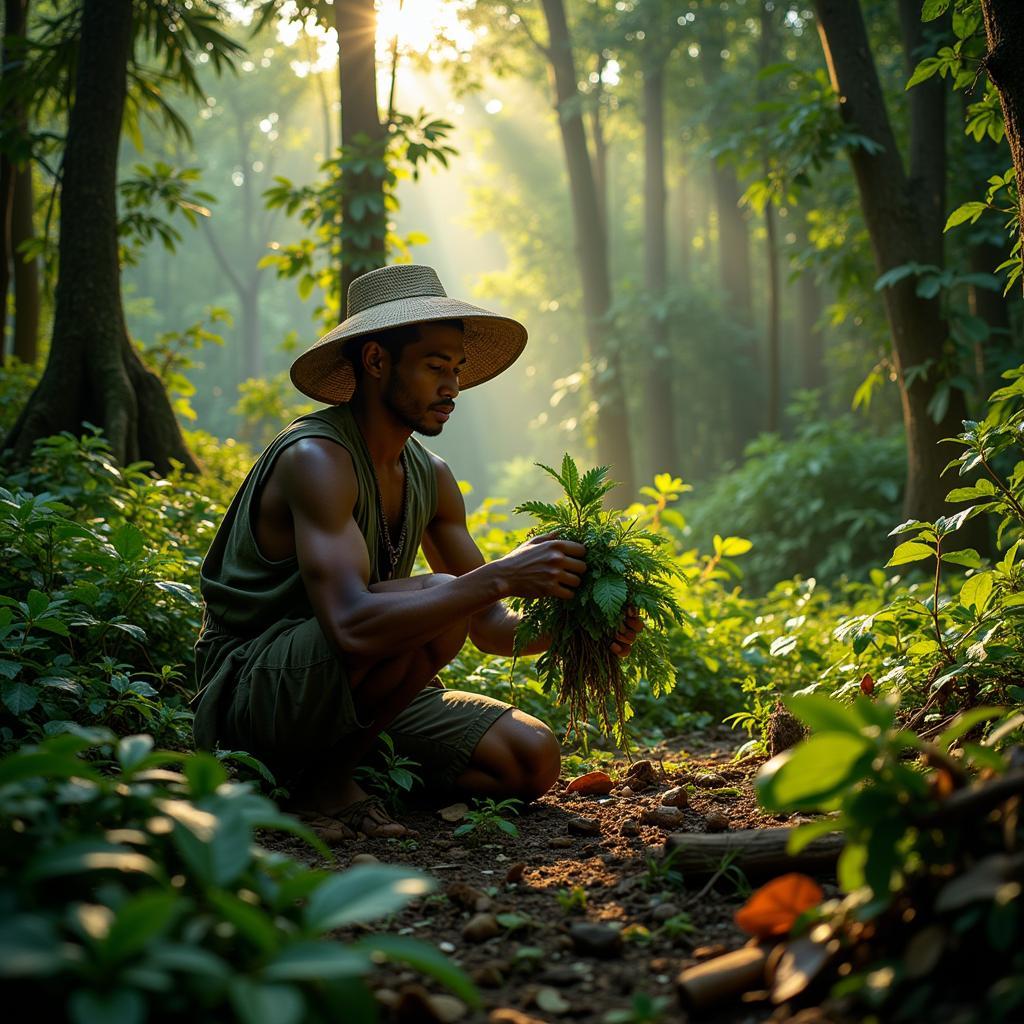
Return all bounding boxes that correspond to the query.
[683,413,905,592]
[0,731,478,1024]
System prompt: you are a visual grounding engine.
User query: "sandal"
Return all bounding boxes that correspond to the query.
[336,797,419,839]
[293,810,358,844]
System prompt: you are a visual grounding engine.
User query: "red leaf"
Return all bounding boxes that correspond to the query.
[734,873,823,938]
[564,770,614,795]
[860,673,874,695]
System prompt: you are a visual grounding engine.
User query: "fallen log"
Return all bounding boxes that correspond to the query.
[676,945,770,1010]
[664,826,843,877]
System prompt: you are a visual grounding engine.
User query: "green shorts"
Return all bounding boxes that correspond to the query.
[192,615,512,788]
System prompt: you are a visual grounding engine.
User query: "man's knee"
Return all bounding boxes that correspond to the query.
[498,711,561,799]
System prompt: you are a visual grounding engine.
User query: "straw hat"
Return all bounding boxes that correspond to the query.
[289,264,528,404]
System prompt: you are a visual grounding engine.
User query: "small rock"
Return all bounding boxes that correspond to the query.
[374,988,399,1009]
[610,784,634,797]
[462,912,501,943]
[619,817,640,836]
[472,962,506,988]
[660,786,689,808]
[693,943,729,960]
[427,995,469,1023]
[625,759,659,790]
[549,836,575,848]
[439,802,469,822]
[694,772,726,788]
[537,965,579,986]
[652,902,681,922]
[350,853,380,865]
[438,940,456,954]
[505,861,526,884]
[640,806,686,830]
[567,815,602,836]
[705,812,730,832]
[446,882,486,911]
[533,987,571,1014]
[474,895,494,913]
[569,922,623,958]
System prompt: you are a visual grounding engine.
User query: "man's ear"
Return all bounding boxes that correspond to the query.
[362,340,387,381]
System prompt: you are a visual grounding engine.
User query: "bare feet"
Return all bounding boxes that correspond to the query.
[294,776,417,840]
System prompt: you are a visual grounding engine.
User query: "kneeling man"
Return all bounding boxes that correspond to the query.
[193,264,639,837]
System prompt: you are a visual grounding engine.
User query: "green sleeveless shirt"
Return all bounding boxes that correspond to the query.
[198,404,439,640]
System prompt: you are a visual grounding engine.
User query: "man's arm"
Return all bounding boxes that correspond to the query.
[280,439,586,663]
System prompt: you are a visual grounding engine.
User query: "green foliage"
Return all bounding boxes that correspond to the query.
[0,731,477,1023]
[554,885,588,913]
[452,797,521,843]
[513,455,684,747]
[354,732,423,813]
[683,413,905,593]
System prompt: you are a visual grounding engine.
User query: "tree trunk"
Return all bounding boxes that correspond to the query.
[3,0,197,473]
[675,168,692,286]
[589,52,608,233]
[11,160,38,363]
[643,57,678,479]
[761,1,782,433]
[1,0,28,356]
[979,0,1024,290]
[814,0,972,524]
[335,0,387,317]
[540,0,635,496]
[795,224,827,394]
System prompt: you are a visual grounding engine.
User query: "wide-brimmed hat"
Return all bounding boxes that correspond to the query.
[289,264,528,404]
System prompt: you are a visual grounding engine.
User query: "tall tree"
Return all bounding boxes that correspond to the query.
[335,0,387,315]
[10,161,38,363]
[978,0,1024,292]
[760,0,782,433]
[813,0,973,523]
[3,0,241,472]
[539,0,635,495]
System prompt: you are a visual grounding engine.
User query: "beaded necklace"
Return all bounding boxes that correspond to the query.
[373,449,409,580]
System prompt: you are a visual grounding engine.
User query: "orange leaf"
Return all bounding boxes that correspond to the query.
[565,770,614,795]
[734,873,823,938]
[860,673,875,695]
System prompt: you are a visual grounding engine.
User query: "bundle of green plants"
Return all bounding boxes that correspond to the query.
[512,455,684,746]
[0,731,477,1023]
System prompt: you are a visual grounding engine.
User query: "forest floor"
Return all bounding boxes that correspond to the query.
[270,727,839,1024]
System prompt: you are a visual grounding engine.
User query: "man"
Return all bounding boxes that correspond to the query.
[193,264,640,838]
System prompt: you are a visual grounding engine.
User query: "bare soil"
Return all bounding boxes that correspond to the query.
[268,728,832,1024]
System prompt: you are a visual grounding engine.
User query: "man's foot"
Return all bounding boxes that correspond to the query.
[293,777,417,840]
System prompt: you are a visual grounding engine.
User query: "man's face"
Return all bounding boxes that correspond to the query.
[382,323,466,437]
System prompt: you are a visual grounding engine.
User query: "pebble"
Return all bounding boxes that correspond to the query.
[652,902,681,923]
[438,802,469,822]
[438,941,456,954]
[472,962,506,988]
[640,806,686,830]
[618,817,640,836]
[446,882,486,911]
[462,912,501,943]
[505,861,526,884]
[693,943,729,960]
[569,922,623,958]
[426,995,469,1023]
[705,812,730,832]
[533,987,571,1014]
[567,815,602,836]
[625,759,659,790]
[660,785,689,808]
[537,965,579,986]
[610,785,633,797]
[350,853,380,865]
[549,836,575,848]
[694,772,727,788]
[474,895,493,912]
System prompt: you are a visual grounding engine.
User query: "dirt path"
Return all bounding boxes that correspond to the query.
[274,731,811,1023]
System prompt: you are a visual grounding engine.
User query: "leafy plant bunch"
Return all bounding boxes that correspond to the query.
[512,455,684,747]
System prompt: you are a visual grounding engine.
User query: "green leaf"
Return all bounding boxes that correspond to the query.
[936,706,1004,751]
[787,817,845,856]
[942,548,982,568]
[26,589,50,618]
[69,988,145,1024]
[102,891,181,964]
[184,752,228,798]
[304,865,434,932]
[26,840,160,882]
[262,942,369,981]
[206,890,280,955]
[0,915,65,977]
[110,524,146,562]
[886,541,935,567]
[2,680,38,715]
[361,934,482,1007]
[944,201,987,231]
[785,694,864,735]
[769,635,798,658]
[591,576,628,619]
[756,733,874,812]
[921,0,951,21]
[228,979,304,1024]
[117,734,155,772]
[960,571,994,612]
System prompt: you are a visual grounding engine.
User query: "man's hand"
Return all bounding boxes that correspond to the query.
[490,529,587,600]
[610,605,643,658]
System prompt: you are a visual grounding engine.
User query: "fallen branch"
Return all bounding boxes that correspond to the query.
[664,827,844,878]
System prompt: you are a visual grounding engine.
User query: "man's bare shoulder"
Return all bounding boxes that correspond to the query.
[274,437,358,513]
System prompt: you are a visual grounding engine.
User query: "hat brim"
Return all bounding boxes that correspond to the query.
[290,295,528,404]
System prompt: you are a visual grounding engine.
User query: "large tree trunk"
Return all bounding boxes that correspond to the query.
[643,56,678,479]
[795,217,827,394]
[11,161,38,363]
[335,0,387,317]
[540,0,635,496]
[814,0,972,524]
[3,0,197,473]
[761,1,782,433]
[979,1,1024,294]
